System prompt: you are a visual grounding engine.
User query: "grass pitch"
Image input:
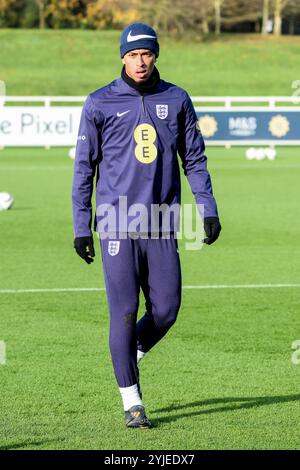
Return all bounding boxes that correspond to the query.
[1,28,300,450]
[0,147,300,450]
[1,29,300,96]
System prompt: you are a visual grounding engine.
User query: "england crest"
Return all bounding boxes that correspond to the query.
[108,240,120,256]
[156,104,168,120]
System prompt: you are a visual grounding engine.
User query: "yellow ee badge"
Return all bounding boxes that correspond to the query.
[134,123,157,164]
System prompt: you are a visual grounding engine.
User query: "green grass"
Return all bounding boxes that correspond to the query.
[1,147,300,449]
[1,29,300,95]
[1,28,300,450]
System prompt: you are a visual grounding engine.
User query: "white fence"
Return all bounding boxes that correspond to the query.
[0,96,299,147]
[1,95,300,107]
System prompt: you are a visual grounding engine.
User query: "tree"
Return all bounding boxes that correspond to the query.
[44,0,87,29]
[0,0,26,27]
[142,0,193,36]
[273,0,289,35]
[261,0,270,34]
[214,0,224,35]
[140,0,214,37]
[86,0,139,29]
[283,0,300,34]
[34,0,46,29]
[219,0,263,31]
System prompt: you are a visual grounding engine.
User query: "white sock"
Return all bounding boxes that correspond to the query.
[119,384,143,411]
[137,349,145,364]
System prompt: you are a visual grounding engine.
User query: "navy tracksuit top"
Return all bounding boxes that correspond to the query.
[72,76,218,236]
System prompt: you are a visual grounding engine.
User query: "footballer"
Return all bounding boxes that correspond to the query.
[72,23,221,428]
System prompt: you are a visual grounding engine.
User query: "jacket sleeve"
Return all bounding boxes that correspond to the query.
[72,95,103,237]
[177,92,218,218]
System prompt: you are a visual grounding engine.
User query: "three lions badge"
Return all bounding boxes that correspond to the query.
[156,105,168,120]
[108,241,120,256]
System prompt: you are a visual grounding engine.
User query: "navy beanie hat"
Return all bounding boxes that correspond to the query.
[120,23,159,58]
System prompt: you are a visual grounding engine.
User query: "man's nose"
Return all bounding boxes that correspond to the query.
[136,55,145,66]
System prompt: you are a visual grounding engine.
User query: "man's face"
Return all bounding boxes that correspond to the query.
[122,49,156,83]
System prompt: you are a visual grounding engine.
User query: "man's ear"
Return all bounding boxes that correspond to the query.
[121,57,125,65]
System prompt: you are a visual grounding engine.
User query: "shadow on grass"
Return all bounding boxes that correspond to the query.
[151,394,300,425]
[0,438,64,450]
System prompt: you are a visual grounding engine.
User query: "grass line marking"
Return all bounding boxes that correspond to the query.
[0,284,300,294]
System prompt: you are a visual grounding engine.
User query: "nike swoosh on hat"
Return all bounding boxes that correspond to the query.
[127,31,157,42]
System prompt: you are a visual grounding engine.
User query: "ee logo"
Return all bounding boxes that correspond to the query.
[134,123,157,164]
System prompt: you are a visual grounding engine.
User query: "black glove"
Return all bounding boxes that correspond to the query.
[203,217,222,245]
[74,236,95,264]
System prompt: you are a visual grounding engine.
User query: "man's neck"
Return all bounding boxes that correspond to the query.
[121,66,160,94]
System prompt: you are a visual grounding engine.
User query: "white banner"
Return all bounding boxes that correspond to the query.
[0,106,82,146]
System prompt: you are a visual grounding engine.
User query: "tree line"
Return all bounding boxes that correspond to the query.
[0,0,299,35]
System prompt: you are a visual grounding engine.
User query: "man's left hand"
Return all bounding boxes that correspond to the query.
[203,217,222,245]
[74,236,95,264]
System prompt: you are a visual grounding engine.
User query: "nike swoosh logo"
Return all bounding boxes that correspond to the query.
[117,109,130,117]
[127,31,157,42]
[117,110,130,117]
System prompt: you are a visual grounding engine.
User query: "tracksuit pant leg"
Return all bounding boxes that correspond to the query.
[100,236,182,388]
[137,237,182,353]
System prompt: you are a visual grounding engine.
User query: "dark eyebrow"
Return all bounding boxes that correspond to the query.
[128,51,153,56]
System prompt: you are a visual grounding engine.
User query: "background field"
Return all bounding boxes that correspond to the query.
[0,31,300,450]
[1,29,300,95]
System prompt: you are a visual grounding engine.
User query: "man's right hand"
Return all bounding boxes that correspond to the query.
[74,236,95,264]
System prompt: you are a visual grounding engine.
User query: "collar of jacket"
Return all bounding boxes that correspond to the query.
[121,65,160,95]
